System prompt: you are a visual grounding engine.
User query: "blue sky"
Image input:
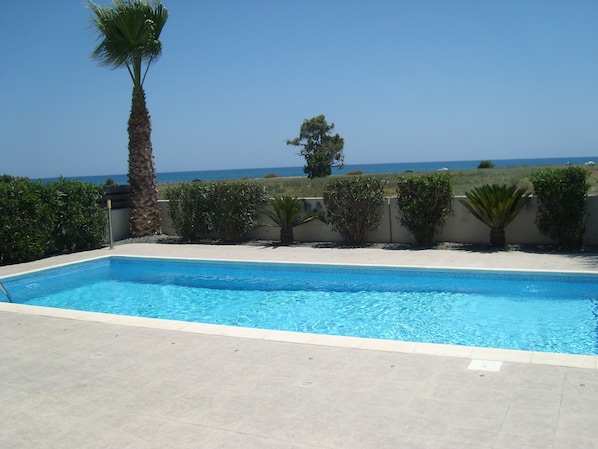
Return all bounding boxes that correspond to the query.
[1,0,597,178]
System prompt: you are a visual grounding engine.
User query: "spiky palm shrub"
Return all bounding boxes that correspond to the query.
[259,196,318,245]
[89,0,168,236]
[460,184,530,247]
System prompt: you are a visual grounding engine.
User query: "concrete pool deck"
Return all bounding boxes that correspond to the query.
[2,243,598,448]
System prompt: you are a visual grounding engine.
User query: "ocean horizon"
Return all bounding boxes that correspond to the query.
[43,156,596,185]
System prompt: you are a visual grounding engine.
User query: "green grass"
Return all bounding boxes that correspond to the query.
[157,164,598,199]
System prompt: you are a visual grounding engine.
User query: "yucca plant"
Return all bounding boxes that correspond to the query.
[460,184,530,247]
[259,196,318,245]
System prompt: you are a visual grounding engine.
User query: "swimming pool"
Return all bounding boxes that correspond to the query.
[2,256,598,355]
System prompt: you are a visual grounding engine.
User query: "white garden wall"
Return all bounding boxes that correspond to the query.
[110,196,598,246]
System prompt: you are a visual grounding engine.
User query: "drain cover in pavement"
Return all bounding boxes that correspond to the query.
[467,360,502,372]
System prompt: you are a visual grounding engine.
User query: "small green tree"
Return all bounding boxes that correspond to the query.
[287,115,344,178]
[323,176,385,245]
[259,197,318,245]
[0,174,30,183]
[478,160,495,169]
[396,173,453,246]
[529,166,589,249]
[460,184,530,247]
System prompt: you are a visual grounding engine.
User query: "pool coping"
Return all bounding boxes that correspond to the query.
[2,247,598,370]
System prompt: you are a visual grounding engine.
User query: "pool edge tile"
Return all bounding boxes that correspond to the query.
[358,338,417,353]
[222,326,270,340]
[0,303,113,323]
[530,352,597,369]
[470,347,532,364]
[414,342,473,359]
[309,334,364,348]
[178,322,227,336]
[108,315,187,331]
[262,329,317,344]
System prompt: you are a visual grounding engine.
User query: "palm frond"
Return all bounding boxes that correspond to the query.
[259,197,317,228]
[89,0,168,86]
[460,184,530,229]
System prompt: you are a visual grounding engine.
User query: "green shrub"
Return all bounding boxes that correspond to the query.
[45,179,107,253]
[263,173,278,178]
[345,170,364,176]
[0,174,30,183]
[529,166,590,249]
[0,179,48,264]
[322,176,385,245]
[211,182,268,241]
[0,178,106,264]
[165,183,214,241]
[166,181,267,242]
[396,173,453,246]
[478,160,495,169]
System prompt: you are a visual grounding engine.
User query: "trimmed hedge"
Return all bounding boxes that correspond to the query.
[396,173,454,246]
[0,178,107,265]
[165,182,213,241]
[322,176,385,245]
[165,181,267,242]
[0,179,48,263]
[45,179,107,253]
[529,166,590,249]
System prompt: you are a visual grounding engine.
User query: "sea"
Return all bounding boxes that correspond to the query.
[43,156,596,185]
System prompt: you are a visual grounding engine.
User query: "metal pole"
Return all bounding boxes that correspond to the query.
[387,197,393,244]
[0,282,14,303]
[107,199,114,250]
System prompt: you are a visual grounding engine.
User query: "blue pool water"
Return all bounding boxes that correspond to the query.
[3,256,598,355]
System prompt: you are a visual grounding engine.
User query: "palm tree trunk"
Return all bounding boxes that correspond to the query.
[127,86,161,236]
[490,228,506,247]
[280,227,294,245]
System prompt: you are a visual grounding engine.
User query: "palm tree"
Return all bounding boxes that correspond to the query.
[259,197,318,245]
[460,184,530,247]
[89,0,168,236]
